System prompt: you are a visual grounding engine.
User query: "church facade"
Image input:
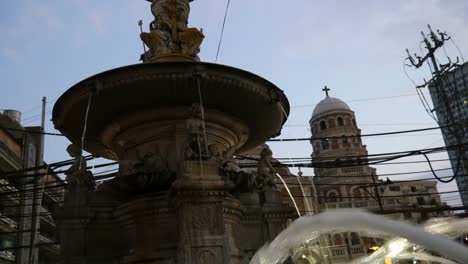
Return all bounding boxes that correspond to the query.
[277,90,449,264]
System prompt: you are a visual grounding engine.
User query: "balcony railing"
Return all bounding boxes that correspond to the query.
[319,166,375,177]
[330,246,347,257]
[322,199,398,210]
[350,245,365,256]
[0,212,17,230]
[0,137,22,166]
[0,250,15,261]
[328,245,366,259]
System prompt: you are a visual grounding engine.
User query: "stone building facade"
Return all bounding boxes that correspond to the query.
[275,92,450,264]
[428,61,468,208]
[0,110,64,264]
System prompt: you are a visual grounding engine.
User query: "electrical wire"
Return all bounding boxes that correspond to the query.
[268,125,448,142]
[291,93,419,108]
[215,0,231,62]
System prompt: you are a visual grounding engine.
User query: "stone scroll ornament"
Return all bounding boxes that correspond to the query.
[140,0,204,60]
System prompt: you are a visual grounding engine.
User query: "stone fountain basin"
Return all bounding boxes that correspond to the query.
[52,62,289,160]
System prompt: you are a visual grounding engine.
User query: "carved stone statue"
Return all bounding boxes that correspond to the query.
[185,103,208,160]
[256,147,277,189]
[65,144,95,192]
[141,0,204,60]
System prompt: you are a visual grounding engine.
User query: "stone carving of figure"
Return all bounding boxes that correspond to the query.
[185,103,208,160]
[127,145,173,189]
[141,0,204,60]
[65,144,95,192]
[256,147,277,189]
[207,144,223,162]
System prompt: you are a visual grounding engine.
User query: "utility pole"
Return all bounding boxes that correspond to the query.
[406,25,468,209]
[356,175,391,213]
[371,174,383,212]
[405,24,451,75]
[28,97,46,264]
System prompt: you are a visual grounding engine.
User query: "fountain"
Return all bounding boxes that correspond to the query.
[250,209,468,264]
[52,0,294,263]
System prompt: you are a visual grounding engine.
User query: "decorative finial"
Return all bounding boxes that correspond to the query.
[322,86,331,97]
[138,19,147,61]
[139,0,204,62]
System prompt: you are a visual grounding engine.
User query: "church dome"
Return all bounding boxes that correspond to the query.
[312,96,351,118]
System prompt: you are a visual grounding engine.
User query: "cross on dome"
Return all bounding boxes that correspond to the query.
[322,86,331,97]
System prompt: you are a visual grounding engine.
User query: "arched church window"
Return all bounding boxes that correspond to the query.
[350,232,361,245]
[337,117,344,126]
[342,136,348,144]
[321,139,329,150]
[352,187,362,200]
[334,234,343,245]
[320,121,327,130]
[314,123,319,134]
[328,192,338,203]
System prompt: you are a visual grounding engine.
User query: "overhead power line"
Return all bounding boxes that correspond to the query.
[269,125,447,142]
[215,0,231,62]
[291,93,418,108]
[0,125,63,136]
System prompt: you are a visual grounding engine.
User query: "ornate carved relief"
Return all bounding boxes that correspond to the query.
[141,0,204,61]
[191,205,212,230]
[197,248,217,264]
[256,147,277,189]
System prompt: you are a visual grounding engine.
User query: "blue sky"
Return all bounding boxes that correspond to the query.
[1,0,467,206]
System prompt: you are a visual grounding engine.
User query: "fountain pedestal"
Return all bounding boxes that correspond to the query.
[260,188,293,242]
[173,161,243,264]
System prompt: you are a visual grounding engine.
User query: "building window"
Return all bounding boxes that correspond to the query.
[337,117,344,126]
[334,234,343,245]
[321,139,329,150]
[352,188,362,200]
[320,121,327,130]
[389,186,400,192]
[328,191,338,203]
[350,232,360,245]
[342,136,348,144]
[417,197,425,205]
[411,186,417,192]
[352,119,357,127]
